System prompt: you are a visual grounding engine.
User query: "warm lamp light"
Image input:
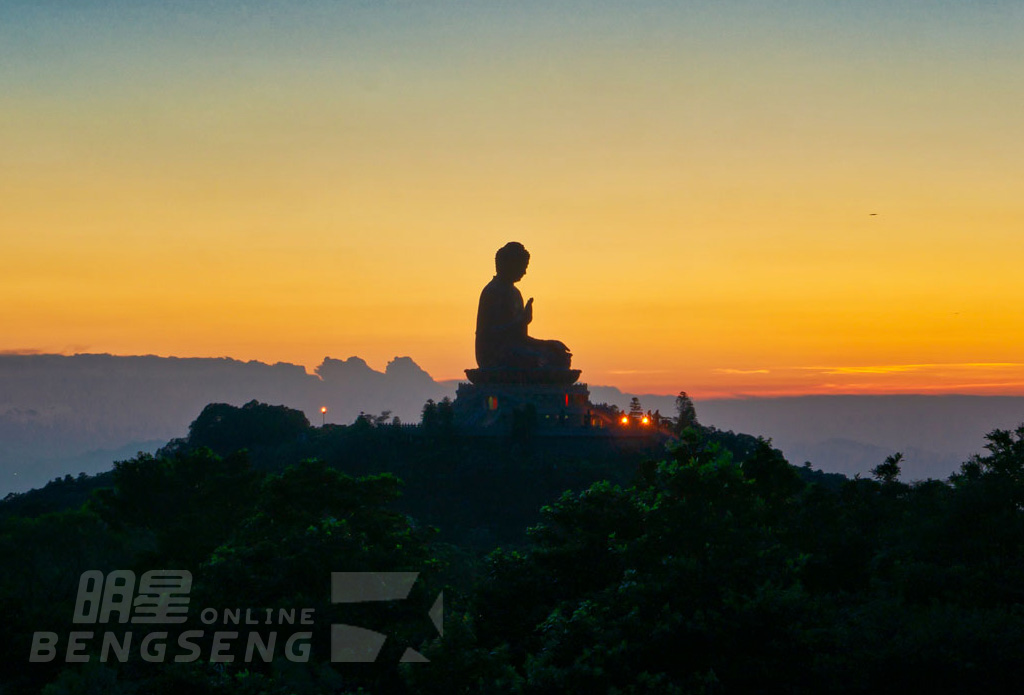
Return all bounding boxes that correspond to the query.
[620,415,629,425]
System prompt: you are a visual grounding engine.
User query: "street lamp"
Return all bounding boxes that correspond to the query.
[320,406,327,427]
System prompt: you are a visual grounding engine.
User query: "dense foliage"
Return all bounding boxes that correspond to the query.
[416,429,1024,693]
[3,404,1024,693]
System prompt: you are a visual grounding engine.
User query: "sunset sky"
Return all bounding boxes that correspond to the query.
[3,1,1023,397]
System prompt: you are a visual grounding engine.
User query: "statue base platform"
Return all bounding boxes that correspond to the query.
[453,378,614,432]
[465,367,581,386]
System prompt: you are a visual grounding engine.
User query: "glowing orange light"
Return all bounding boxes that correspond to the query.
[620,415,629,425]
[321,406,327,414]
[641,416,650,425]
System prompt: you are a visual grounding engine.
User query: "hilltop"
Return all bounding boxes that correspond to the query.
[5,353,1024,493]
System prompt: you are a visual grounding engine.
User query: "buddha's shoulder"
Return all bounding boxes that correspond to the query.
[480,277,519,299]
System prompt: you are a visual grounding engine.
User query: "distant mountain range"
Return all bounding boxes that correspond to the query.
[0,353,448,493]
[590,387,1024,482]
[3,354,1023,494]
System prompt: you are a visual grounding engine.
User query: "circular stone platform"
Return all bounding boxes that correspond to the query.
[465,367,581,385]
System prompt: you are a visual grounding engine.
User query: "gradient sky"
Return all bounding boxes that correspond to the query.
[3,1,1023,397]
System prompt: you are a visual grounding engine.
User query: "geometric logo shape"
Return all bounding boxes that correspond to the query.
[429,591,443,637]
[329,572,441,663]
[330,625,388,663]
[331,572,419,604]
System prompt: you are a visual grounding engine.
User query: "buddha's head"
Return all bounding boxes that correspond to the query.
[495,242,530,282]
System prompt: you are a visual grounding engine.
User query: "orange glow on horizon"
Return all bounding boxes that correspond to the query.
[4,4,1024,399]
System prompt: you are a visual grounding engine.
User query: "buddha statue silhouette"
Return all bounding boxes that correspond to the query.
[474,242,572,373]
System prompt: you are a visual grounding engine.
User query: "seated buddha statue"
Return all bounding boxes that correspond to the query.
[475,242,572,371]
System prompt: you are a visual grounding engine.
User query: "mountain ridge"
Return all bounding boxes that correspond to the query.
[3,353,1023,493]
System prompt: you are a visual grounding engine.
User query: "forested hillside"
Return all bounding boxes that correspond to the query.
[2,401,1023,693]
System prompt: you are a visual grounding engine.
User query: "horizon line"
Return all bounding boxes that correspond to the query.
[5,350,1024,401]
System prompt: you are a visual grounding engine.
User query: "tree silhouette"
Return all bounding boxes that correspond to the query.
[628,397,643,420]
[871,452,903,483]
[675,390,699,432]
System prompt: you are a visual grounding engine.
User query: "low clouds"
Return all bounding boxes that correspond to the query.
[811,363,1024,376]
[699,363,1024,399]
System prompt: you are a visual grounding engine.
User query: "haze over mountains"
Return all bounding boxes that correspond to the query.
[592,387,1024,482]
[0,353,448,493]
[3,354,1023,494]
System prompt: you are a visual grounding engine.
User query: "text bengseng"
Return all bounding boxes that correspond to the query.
[30,628,314,664]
